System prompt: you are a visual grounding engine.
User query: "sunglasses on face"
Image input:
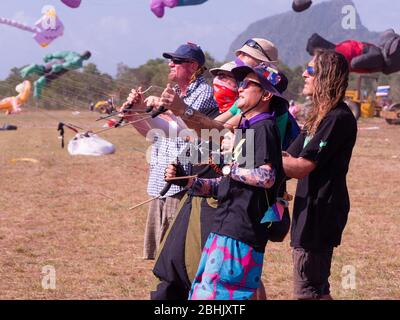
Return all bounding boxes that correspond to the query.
[306,66,315,76]
[244,39,273,62]
[171,59,191,65]
[238,79,262,90]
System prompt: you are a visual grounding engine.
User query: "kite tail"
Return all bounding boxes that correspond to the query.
[0,17,39,33]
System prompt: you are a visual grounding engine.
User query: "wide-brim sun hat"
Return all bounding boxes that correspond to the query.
[209,61,237,77]
[232,65,289,108]
[235,38,278,63]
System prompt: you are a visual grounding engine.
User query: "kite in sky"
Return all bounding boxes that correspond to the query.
[0,81,32,115]
[307,30,400,74]
[60,0,82,8]
[292,0,312,12]
[21,51,91,98]
[151,0,313,18]
[0,5,64,47]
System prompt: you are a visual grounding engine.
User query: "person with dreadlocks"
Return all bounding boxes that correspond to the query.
[282,49,357,300]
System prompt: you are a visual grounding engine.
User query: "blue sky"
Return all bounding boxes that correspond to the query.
[1,0,399,79]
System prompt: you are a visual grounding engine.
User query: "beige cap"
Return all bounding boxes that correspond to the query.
[235,38,278,63]
[209,61,236,76]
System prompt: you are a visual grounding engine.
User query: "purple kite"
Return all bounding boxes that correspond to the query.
[61,0,82,8]
[0,5,64,47]
[150,0,313,18]
[150,0,208,18]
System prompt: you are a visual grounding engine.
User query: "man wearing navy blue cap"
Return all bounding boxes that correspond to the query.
[163,42,205,68]
[124,42,216,260]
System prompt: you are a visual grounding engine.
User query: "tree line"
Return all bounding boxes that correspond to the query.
[1,52,399,110]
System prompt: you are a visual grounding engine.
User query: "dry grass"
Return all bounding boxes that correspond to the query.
[1,110,399,300]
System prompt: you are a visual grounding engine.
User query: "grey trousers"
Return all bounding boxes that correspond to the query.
[143,193,184,260]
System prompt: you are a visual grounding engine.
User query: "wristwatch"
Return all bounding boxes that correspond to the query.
[184,107,194,117]
[222,164,232,176]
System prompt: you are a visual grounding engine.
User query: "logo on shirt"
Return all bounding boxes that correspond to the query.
[319,140,328,148]
[232,139,246,162]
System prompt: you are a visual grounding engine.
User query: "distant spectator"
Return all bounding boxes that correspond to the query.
[289,100,300,119]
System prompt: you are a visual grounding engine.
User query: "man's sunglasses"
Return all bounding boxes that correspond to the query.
[171,58,192,65]
[306,66,315,76]
[244,39,273,62]
[238,79,262,90]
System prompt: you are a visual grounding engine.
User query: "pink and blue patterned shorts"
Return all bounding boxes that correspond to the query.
[189,233,264,300]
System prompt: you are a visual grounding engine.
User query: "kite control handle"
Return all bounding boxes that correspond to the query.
[159,181,172,197]
[151,106,167,118]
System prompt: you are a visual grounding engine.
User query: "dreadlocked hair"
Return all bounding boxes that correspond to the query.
[304,49,349,135]
[189,65,206,84]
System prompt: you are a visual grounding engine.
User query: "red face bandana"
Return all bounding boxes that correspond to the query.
[213,80,239,113]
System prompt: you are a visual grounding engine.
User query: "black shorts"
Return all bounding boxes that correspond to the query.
[292,247,334,300]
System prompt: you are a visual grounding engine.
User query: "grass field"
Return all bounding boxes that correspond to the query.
[1,109,399,299]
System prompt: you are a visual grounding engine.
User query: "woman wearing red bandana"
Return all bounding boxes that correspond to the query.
[210,62,239,113]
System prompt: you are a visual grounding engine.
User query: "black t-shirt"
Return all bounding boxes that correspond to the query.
[287,102,357,249]
[211,118,284,252]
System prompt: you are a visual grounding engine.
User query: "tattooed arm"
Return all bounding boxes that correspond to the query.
[230,163,276,189]
[189,177,223,197]
[164,163,221,196]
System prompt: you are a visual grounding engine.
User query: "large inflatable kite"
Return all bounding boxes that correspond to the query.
[20,51,91,98]
[151,0,313,17]
[292,0,312,12]
[151,0,208,18]
[307,30,400,74]
[0,81,32,115]
[61,0,82,8]
[0,5,64,47]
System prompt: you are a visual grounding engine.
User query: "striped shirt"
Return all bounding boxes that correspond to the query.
[147,75,217,197]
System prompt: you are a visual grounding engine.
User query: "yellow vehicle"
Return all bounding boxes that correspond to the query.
[93,98,115,114]
[345,76,400,124]
[345,76,379,120]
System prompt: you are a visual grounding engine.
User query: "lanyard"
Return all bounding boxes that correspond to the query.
[239,111,275,129]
